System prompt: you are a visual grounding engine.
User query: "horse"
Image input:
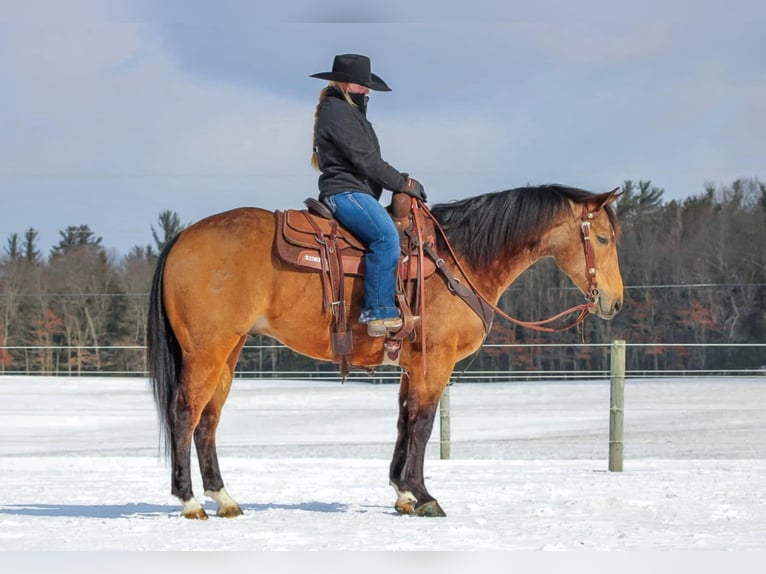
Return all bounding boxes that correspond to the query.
[147,184,624,519]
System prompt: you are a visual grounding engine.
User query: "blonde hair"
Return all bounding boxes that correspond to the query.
[311,82,356,170]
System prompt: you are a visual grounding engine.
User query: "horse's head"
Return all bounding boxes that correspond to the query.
[548,187,624,320]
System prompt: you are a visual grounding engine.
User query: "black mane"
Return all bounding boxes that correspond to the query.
[429,184,617,267]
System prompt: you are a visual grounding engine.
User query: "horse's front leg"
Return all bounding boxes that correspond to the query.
[389,373,410,501]
[389,365,449,517]
[173,350,244,519]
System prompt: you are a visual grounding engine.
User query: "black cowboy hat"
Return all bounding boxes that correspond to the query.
[310,53,391,92]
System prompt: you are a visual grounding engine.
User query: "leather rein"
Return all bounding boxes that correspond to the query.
[415,200,603,335]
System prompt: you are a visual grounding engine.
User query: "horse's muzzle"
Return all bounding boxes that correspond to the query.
[595,296,622,320]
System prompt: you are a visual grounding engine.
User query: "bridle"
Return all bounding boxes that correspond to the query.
[420,200,607,334]
[578,203,602,311]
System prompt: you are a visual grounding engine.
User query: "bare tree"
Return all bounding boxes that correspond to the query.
[117,246,156,372]
[1,229,43,372]
[48,225,119,373]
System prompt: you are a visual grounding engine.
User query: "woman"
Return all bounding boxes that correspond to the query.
[310,54,426,337]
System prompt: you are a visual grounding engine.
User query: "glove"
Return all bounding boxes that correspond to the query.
[401,177,427,202]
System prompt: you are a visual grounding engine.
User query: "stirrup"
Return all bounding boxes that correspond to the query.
[367,317,404,337]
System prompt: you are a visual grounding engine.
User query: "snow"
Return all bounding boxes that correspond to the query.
[1,375,765,556]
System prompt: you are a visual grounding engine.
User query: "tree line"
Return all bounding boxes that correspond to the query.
[0,211,184,375]
[1,178,765,377]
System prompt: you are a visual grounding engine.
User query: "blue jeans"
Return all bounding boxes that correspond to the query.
[323,192,400,322]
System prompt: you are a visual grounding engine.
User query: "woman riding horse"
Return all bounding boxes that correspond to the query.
[310,53,426,336]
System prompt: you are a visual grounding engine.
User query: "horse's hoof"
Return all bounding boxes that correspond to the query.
[182,508,209,520]
[217,504,244,518]
[395,500,415,515]
[414,500,446,517]
[204,488,242,518]
[181,497,210,520]
[395,499,446,517]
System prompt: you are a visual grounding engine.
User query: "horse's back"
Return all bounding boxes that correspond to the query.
[175,206,275,248]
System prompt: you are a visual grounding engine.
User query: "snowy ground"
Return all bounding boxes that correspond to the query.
[0,376,764,554]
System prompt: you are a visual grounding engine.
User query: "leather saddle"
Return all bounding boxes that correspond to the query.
[274,196,436,280]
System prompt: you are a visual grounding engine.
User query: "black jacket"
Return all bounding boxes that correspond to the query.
[315,87,407,201]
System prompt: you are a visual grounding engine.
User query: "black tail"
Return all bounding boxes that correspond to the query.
[147,234,183,458]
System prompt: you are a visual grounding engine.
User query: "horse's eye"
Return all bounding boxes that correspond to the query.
[596,235,609,245]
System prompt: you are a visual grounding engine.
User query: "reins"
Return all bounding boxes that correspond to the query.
[417,201,601,334]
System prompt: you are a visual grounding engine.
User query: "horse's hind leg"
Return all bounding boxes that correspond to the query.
[170,363,212,519]
[171,339,244,519]
[195,395,242,518]
[194,335,247,518]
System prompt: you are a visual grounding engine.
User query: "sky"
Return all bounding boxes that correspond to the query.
[1,1,764,257]
[0,376,764,555]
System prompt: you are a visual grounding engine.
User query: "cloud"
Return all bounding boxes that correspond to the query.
[1,24,312,176]
[0,22,511,252]
[1,0,126,22]
[1,14,764,255]
[0,23,315,253]
[0,23,517,188]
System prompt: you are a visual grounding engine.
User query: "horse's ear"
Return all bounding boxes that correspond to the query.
[595,186,623,210]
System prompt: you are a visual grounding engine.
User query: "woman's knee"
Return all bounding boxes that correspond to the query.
[376,219,399,245]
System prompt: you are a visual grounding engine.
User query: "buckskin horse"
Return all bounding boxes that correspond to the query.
[147,184,623,519]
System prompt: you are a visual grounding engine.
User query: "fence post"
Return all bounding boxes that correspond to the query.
[440,385,451,460]
[609,340,626,472]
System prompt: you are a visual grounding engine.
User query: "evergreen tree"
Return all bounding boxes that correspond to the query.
[51,225,103,257]
[4,233,21,260]
[617,179,664,219]
[151,210,185,254]
[23,228,41,264]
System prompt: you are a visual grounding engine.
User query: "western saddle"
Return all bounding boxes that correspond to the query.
[274,193,493,377]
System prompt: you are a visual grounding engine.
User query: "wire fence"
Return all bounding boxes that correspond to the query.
[1,342,765,380]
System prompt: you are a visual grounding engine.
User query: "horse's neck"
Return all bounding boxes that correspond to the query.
[477,210,574,301]
[466,248,542,305]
